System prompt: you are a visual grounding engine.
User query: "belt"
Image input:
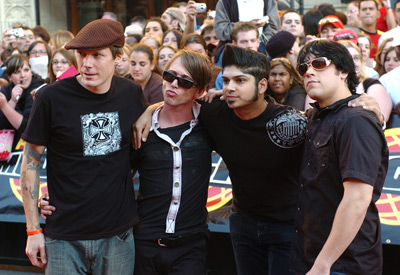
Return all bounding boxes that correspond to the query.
[156,232,205,247]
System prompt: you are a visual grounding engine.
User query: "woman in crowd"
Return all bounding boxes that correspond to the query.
[155,45,177,74]
[115,44,131,78]
[267,57,306,110]
[49,30,74,51]
[128,43,163,104]
[0,54,45,147]
[162,29,182,49]
[375,37,393,76]
[339,40,392,122]
[48,48,77,83]
[383,47,400,75]
[143,17,168,42]
[27,40,52,80]
[357,33,379,78]
[140,35,161,53]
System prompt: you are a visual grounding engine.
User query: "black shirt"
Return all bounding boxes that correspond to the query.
[290,94,388,275]
[199,96,307,222]
[23,76,147,240]
[132,105,214,239]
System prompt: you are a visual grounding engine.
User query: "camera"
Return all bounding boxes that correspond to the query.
[195,3,207,13]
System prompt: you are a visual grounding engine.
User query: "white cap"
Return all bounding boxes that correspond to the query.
[391,26,400,47]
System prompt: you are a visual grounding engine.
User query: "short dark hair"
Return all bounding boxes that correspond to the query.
[231,22,259,42]
[359,0,379,10]
[222,44,270,84]
[297,39,359,94]
[302,9,324,36]
[181,33,206,51]
[110,46,123,59]
[281,10,302,25]
[6,54,30,76]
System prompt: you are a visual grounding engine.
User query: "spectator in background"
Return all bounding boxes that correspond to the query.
[161,7,186,32]
[15,26,35,53]
[302,9,324,44]
[375,37,393,75]
[125,24,143,46]
[155,44,177,73]
[383,46,400,74]
[128,43,163,104]
[316,2,336,16]
[376,0,397,32]
[176,1,188,13]
[201,24,219,46]
[395,0,400,25]
[267,57,306,110]
[32,26,50,44]
[318,15,344,40]
[358,33,380,77]
[140,35,161,53]
[231,22,260,52]
[346,1,362,31]
[280,10,304,44]
[339,40,392,121]
[359,0,384,59]
[115,44,132,78]
[48,48,77,83]
[266,30,300,67]
[143,17,168,42]
[214,0,280,62]
[0,54,44,148]
[27,41,52,80]
[181,34,221,92]
[49,30,74,51]
[162,29,182,49]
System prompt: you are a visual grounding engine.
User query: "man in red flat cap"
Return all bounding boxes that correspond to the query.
[20,19,147,274]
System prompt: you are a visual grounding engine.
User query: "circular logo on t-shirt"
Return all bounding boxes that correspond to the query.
[266,109,307,148]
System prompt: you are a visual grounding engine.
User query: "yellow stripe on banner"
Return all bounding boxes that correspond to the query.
[378,193,400,226]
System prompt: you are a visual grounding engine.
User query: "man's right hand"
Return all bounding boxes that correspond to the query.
[26,233,47,268]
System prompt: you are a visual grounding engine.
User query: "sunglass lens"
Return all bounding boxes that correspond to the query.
[178,78,193,89]
[163,71,175,83]
[311,58,328,70]
[298,64,307,76]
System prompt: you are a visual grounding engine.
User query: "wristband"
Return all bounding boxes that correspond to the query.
[27,228,43,236]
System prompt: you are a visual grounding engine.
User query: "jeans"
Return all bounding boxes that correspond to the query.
[45,227,135,275]
[229,210,295,275]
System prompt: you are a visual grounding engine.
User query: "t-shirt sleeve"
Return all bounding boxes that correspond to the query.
[336,111,387,186]
[22,88,51,146]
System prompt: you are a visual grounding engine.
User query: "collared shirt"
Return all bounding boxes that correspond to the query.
[133,103,214,239]
[290,94,388,275]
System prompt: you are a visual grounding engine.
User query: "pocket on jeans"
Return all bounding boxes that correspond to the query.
[114,228,133,242]
[44,236,59,245]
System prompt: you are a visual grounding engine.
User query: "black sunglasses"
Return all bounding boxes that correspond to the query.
[297,57,331,77]
[163,70,195,89]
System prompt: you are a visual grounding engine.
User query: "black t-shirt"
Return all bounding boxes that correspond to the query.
[23,76,147,240]
[132,119,214,239]
[290,94,388,274]
[199,96,307,222]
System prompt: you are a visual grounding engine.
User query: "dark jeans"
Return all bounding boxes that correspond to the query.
[134,236,207,275]
[229,210,295,275]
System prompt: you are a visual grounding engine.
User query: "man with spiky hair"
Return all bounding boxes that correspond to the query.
[290,39,388,275]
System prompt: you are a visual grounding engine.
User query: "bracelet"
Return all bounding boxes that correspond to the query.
[27,228,43,236]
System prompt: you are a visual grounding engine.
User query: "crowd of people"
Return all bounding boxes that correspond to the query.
[7,0,395,274]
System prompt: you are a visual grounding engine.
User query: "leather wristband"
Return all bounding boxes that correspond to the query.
[27,228,43,236]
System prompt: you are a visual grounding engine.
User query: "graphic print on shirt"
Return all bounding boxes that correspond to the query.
[81,111,121,156]
[266,109,307,148]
